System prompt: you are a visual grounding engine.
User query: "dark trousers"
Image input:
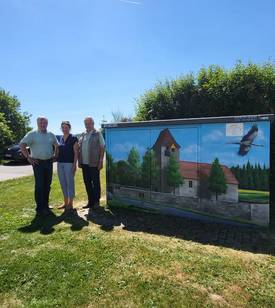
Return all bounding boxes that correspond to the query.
[32,160,53,213]
[81,164,100,207]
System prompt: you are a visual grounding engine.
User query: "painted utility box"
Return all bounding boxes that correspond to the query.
[103,114,273,226]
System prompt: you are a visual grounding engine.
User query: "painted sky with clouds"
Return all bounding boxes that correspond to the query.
[200,122,270,167]
[106,120,270,168]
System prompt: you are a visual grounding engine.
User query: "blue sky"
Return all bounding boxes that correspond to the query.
[1,0,275,134]
[106,121,270,167]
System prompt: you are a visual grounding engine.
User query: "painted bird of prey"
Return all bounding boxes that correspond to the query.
[228,124,264,156]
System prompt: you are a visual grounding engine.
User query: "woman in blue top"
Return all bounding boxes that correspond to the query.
[57,121,79,211]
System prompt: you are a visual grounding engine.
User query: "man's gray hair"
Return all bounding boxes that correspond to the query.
[37,116,48,122]
[84,116,94,123]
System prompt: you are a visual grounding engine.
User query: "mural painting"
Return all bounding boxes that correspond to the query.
[104,116,271,226]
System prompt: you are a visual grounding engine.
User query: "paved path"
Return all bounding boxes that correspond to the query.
[0,162,57,181]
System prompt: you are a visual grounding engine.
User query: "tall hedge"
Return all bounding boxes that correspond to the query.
[135,62,274,120]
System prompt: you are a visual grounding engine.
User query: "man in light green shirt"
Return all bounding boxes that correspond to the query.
[20,117,59,216]
[20,130,58,160]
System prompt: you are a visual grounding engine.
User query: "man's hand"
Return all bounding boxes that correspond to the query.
[27,157,38,165]
[98,160,103,170]
[53,144,59,162]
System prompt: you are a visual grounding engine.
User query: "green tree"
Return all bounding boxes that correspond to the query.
[127,147,141,186]
[166,154,183,193]
[106,152,117,184]
[262,164,269,191]
[116,160,130,186]
[141,149,159,190]
[209,158,227,201]
[0,89,31,157]
[135,62,275,121]
[240,164,248,189]
[0,113,13,158]
[111,110,132,122]
[253,164,260,190]
[246,161,255,189]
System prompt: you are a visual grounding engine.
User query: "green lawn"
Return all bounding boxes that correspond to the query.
[239,189,270,203]
[0,170,275,307]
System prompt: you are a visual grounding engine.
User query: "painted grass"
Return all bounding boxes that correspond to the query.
[239,189,270,203]
[0,170,275,307]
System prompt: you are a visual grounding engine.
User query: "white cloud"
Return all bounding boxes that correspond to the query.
[119,0,142,5]
[202,129,224,142]
[112,142,145,154]
[181,144,199,154]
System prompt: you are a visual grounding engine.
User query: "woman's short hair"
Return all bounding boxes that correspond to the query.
[61,121,71,129]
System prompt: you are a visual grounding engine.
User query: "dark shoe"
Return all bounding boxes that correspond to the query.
[87,208,95,217]
[35,211,44,219]
[65,205,74,212]
[63,208,70,215]
[43,208,52,216]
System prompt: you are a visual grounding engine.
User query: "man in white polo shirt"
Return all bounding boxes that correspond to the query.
[20,116,59,217]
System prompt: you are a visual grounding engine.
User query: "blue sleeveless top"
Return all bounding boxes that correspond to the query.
[57,134,78,163]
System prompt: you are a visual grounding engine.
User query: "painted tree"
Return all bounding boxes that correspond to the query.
[106,152,116,184]
[252,164,261,190]
[141,149,159,190]
[166,154,183,193]
[127,147,141,186]
[262,164,269,191]
[231,163,270,191]
[246,161,255,189]
[209,158,227,201]
[116,160,130,186]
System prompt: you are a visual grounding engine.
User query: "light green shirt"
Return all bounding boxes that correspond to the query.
[81,130,105,164]
[20,130,58,160]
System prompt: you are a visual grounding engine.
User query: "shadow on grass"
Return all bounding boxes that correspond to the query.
[87,205,275,256]
[62,209,89,231]
[17,205,275,255]
[85,206,121,232]
[18,210,89,234]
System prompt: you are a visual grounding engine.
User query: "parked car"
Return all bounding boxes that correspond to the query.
[3,135,62,162]
[3,144,30,162]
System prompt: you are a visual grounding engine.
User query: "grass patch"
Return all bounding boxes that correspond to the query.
[0,169,275,307]
[239,189,270,203]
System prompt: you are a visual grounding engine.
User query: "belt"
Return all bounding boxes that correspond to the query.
[32,158,53,162]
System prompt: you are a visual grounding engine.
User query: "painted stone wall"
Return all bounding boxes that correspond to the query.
[113,186,269,226]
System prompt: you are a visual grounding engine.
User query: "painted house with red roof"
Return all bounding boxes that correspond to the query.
[152,129,239,202]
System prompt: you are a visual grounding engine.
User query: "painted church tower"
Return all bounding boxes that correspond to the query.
[152,128,181,192]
